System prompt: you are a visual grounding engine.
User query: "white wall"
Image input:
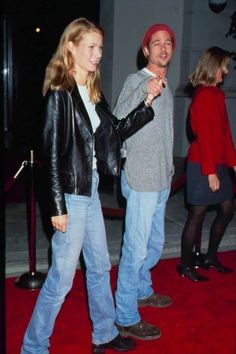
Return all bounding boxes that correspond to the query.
[100,0,236,157]
[100,0,185,107]
[175,0,236,156]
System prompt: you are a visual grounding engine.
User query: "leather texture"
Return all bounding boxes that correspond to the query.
[42,86,154,216]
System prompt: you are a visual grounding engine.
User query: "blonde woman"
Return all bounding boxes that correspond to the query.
[20,17,161,354]
[177,47,236,282]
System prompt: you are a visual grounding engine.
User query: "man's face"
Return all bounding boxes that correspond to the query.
[144,30,173,69]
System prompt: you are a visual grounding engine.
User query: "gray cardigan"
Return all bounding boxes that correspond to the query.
[113,68,174,192]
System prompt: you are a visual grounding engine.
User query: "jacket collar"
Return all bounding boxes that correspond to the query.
[96,93,110,116]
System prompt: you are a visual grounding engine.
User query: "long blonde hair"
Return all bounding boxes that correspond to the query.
[188,47,230,87]
[42,17,104,104]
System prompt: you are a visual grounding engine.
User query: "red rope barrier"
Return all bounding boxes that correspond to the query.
[170,173,186,195]
[102,172,187,218]
[7,151,46,289]
[4,177,17,193]
[5,160,28,193]
[102,206,125,218]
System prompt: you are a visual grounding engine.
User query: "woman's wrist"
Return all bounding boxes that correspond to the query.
[144,97,153,107]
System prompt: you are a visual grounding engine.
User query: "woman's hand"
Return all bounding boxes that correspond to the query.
[208,174,220,192]
[51,214,68,233]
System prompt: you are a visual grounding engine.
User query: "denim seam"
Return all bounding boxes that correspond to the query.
[34,197,72,350]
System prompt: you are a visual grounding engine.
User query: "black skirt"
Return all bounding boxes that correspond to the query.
[187,161,233,205]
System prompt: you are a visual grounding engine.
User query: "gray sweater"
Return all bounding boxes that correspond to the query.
[113,68,174,192]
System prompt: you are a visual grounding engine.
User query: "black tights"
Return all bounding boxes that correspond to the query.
[181,198,234,267]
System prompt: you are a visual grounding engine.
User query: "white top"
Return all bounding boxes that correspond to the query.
[78,85,100,170]
[143,67,156,77]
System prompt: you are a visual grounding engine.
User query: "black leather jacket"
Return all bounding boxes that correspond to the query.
[43,86,154,216]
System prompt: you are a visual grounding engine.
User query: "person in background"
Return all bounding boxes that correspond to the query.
[177,47,236,282]
[20,17,161,354]
[113,23,176,340]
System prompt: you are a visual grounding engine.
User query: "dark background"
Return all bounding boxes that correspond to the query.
[3,0,100,152]
[2,4,100,351]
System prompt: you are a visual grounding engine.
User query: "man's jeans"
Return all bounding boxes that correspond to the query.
[21,172,118,354]
[115,171,170,326]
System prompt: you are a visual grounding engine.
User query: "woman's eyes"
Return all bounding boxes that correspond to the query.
[89,45,103,50]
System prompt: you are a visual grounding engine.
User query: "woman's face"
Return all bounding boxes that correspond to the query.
[68,30,103,77]
[215,66,228,85]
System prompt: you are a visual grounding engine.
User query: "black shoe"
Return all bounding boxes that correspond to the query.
[92,334,136,353]
[192,251,206,268]
[203,257,233,273]
[176,264,209,282]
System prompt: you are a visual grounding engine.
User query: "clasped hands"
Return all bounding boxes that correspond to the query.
[146,76,167,103]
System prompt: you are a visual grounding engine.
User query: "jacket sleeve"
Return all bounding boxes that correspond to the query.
[112,101,154,141]
[190,90,217,175]
[222,100,236,167]
[100,94,154,141]
[42,90,67,216]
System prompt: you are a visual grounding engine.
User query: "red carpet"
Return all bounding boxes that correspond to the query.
[6,251,236,354]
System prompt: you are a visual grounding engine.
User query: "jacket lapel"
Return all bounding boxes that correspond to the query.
[70,86,93,133]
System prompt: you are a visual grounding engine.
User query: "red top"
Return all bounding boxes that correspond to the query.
[187,85,236,175]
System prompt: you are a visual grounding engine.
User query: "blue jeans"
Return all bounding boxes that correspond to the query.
[115,171,170,326]
[21,172,118,354]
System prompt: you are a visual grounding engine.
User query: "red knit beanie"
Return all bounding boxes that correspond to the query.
[142,23,176,51]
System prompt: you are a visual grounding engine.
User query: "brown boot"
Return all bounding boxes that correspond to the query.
[116,320,161,340]
[138,292,172,308]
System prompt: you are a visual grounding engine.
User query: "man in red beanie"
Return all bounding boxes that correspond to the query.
[113,23,176,340]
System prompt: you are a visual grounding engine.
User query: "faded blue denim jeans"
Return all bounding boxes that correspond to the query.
[21,172,118,354]
[115,171,170,326]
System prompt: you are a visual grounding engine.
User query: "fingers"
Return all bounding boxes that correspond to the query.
[208,174,220,192]
[210,180,220,192]
[51,215,68,233]
[210,184,220,192]
[147,76,166,98]
[53,224,67,233]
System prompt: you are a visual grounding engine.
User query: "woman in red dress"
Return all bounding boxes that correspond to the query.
[177,47,236,282]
